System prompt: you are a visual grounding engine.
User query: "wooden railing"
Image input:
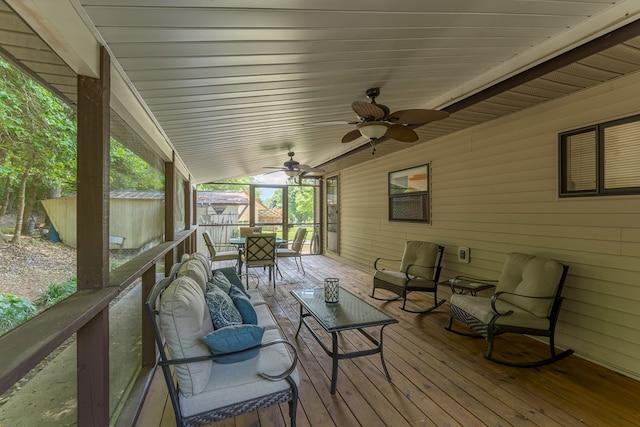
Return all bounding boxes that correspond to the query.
[0,227,198,425]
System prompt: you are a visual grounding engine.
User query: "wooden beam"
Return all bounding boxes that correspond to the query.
[443,19,640,114]
[141,266,157,368]
[317,19,640,166]
[164,157,176,275]
[184,179,191,232]
[192,184,198,253]
[76,45,110,426]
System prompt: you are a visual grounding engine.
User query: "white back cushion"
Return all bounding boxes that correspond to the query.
[178,259,209,293]
[496,253,564,317]
[400,241,439,279]
[159,276,214,396]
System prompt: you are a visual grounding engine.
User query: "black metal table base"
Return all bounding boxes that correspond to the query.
[295,306,392,394]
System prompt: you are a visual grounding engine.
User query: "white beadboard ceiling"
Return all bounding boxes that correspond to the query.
[3,0,640,182]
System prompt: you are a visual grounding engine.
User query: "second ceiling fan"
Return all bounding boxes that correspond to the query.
[264,151,324,180]
[341,88,449,149]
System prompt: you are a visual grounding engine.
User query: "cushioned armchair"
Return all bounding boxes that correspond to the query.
[371,241,445,313]
[446,252,573,367]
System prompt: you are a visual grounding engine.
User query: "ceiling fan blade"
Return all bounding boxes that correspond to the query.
[341,129,362,143]
[299,164,325,173]
[352,101,385,120]
[388,109,449,125]
[262,169,285,175]
[385,124,419,142]
[313,120,360,125]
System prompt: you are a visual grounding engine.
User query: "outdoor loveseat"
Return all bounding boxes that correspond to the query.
[146,253,299,426]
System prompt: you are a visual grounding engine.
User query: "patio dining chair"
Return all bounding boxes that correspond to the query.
[371,241,445,313]
[243,234,277,288]
[203,230,238,268]
[276,228,307,274]
[240,226,263,237]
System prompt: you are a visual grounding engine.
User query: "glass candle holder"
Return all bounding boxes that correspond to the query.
[324,278,340,303]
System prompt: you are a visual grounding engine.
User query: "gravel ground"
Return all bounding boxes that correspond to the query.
[0,235,77,302]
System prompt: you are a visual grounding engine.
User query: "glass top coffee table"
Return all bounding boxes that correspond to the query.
[291,288,398,394]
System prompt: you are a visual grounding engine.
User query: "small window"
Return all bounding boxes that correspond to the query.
[559,115,640,197]
[388,164,430,222]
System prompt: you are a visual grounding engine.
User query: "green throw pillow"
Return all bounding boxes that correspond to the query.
[201,324,265,363]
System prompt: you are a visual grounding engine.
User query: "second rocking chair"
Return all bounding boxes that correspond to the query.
[371,241,445,313]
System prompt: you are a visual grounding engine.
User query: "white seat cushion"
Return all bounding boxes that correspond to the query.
[374,269,433,289]
[179,328,299,417]
[246,289,266,305]
[277,248,298,256]
[374,269,406,287]
[450,294,550,330]
[254,304,278,330]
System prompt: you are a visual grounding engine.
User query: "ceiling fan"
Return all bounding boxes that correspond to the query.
[264,151,325,180]
[341,87,449,152]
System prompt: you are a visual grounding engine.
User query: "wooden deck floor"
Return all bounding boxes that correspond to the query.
[136,255,640,427]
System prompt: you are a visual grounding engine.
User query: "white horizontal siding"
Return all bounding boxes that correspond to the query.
[331,69,640,380]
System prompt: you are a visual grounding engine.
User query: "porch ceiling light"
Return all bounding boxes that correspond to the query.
[358,121,389,140]
[285,169,299,177]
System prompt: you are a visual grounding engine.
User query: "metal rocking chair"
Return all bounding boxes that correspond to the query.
[446,252,574,367]
[371,241,445,313]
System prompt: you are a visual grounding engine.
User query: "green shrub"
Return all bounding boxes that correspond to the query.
[40,276,77,307]
[0,294,36,335]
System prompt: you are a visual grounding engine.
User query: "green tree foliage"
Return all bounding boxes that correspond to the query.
[288,186,315,224]
[0,58,77,242]
[1,57,165,244]
[0,294,36,335]
[110,137,163,191]
[261,185,315,224]
[264,188,282,209]
[39,276,77,307]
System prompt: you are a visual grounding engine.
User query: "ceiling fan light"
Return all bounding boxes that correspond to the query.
[285,169,299,177]
[358,122,389,139]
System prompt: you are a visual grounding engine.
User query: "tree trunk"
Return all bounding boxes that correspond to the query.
[21,178,40,235]
[0,176,12,220]
[11,163,32,244]
[48,184,61,199]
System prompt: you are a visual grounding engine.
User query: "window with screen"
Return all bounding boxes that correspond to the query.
[388,164,430,222]
[559,115,640,197]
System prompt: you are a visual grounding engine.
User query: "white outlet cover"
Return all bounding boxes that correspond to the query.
[458,247,470,263]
